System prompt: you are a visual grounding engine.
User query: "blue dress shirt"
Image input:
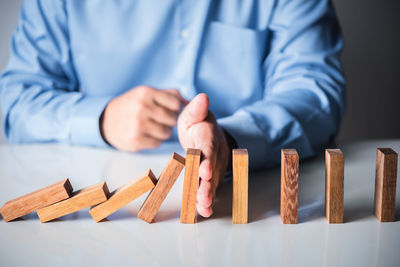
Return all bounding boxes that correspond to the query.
[0,0,345,169]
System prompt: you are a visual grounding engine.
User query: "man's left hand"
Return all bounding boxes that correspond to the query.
[177,93,231,217]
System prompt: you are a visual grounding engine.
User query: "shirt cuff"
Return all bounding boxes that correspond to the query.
[217,110,269,170]
[69,96,114,147]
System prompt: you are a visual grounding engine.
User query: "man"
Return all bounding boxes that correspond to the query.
[0,0,345,218]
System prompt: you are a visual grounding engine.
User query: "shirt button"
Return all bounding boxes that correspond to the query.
[181,29,190,38]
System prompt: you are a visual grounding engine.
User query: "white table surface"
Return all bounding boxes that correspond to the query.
[0,140,399,267]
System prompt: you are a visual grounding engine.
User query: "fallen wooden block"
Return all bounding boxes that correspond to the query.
[89,170,157,222]
[180,149,201,224]
[281,149,299,224]
[138,152,185,223]
[37,182,109,223]
[232,149,249,224]
[325,149,344,223]
[0,179,73,222]
[374,148,398,222]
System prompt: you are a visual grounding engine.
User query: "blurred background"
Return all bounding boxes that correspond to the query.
[0,0,399,144]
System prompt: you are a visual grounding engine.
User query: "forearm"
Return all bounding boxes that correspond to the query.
[0,0,113,146]
[0,77,112,146]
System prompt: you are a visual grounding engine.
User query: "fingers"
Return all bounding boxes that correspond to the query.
[147,103,179,127]
[196,128,217,181]
[197,203,213,218]
[197,179,214,217]
[165,89,190,105]
[153,89,186,112]
[196,130,229,218]
[143,119,173,140]
[178,93,209,128]
[196,141,219,218]
[148,89,188,127]
[197,179,213,207]
[199,159,212,181]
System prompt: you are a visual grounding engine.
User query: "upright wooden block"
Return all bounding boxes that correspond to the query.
[138,152,185,223]
[374,148,398,222]
[0,179,73,222]
[280,149,299,224]
[89,170,157,222]
[232,149,249,224]
[180,149,201,224]
[37,182,109,223]
[325,149,344,223]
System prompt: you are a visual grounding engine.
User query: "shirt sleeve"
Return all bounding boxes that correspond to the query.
[0,0,113,146]
[218,0,345,170]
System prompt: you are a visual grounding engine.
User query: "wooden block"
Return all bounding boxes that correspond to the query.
[232,149,249,224]
[89,170,157,222]
[138,152,185,223]
[37,182,109,223]
[374,148,398,222]
[180,149,201,224]
[0,179,73,222]
[280,149,299,224]
[325,149,344,223]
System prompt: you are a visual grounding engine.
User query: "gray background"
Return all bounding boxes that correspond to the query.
[0,0,399,144]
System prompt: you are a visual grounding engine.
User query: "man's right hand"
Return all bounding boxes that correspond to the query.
[100,86,187,151]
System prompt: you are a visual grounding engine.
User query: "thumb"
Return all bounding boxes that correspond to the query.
[179,93,209,127]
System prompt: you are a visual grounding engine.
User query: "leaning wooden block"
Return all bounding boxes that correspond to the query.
[0,179,73,222]
[325,149,344,223]
[232,149,249,224]
[37,182,109,223]
[180,148,201,224]
[280,149,299,224]
[138,152,185,223]
[89,170,157,222]
[374,148,398,222]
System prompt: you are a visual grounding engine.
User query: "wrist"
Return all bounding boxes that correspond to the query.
[99,105,112,147]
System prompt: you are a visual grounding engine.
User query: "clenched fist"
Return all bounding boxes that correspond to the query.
[100,85,187,151]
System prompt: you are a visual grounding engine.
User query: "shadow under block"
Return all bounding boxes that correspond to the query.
[232,149,249,224]
[37,182,110,223]
[180,149,201,224]
[325,149,344,223]
[374,148,398,222]
[280,149,299,224]
[138,152,185,223]
[0,179,73,222]
[89,170,157,222]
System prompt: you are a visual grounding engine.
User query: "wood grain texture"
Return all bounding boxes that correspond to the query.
[280,149,299,224]
[232,149,249,224]
[0,179,73,222]
[374,148,398,222]
[89,170,157,222]
[325,149,344,223]
[180,149,200,224]
[138,152,185,223]
[37,182,109,223]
